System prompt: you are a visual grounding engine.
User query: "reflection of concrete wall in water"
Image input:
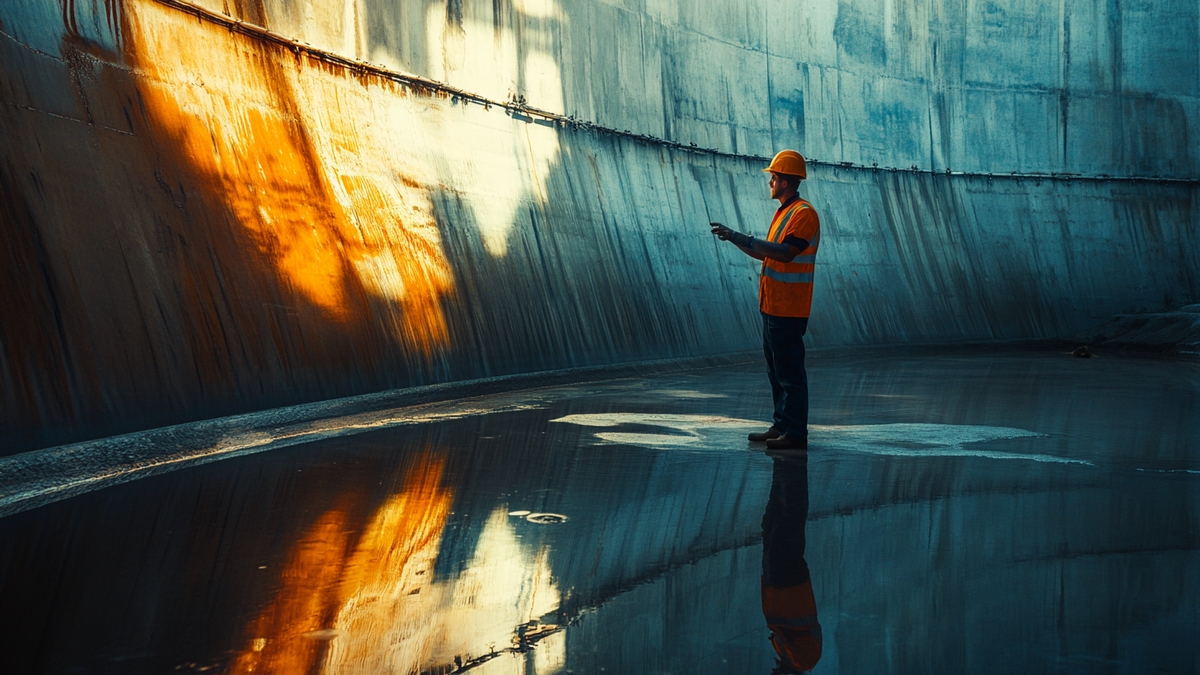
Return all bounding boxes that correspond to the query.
[1,0,1198,453]
[226,451,566,674]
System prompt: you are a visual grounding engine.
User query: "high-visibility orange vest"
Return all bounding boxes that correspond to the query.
[759,198,820,318]
[762,579,823,671]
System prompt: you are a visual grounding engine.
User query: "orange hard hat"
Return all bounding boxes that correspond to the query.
[762,150,807,179]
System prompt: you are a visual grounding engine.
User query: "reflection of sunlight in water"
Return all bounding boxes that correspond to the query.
[228,455,452,674]
[322,457,455,674]
[229,507,355,674]
[555,413,761,429]
[647,389,729,399]
[552,414,1084,465]
[436,509,562,666]
[534,629,567,674]
[596,432,703,446]
[228,456,564,674]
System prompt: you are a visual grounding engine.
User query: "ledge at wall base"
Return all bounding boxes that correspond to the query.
[0,352,757,519]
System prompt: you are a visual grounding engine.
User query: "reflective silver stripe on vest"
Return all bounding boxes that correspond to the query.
[769,204,804,243]
[791,254,816,264]
[766,614,820,627]
[762,267,814,284]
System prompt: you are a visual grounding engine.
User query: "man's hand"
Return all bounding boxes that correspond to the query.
[711,221,757,252]
[712,222,753,249]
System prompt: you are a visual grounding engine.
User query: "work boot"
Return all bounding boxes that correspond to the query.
[765,434,807,451]
[748,427,783,442]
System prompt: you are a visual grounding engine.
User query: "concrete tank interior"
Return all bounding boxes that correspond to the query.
[1,3,1199,674]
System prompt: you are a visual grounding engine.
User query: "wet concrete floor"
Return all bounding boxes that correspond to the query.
[1,348,1197,674]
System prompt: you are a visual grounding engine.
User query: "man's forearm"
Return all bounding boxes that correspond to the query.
[728,231,798,262]
[752,238,800,262]
[735,242,766,260]
[713,222,803,261]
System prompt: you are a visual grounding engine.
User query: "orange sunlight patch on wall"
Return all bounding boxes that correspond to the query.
[124,0,454,351]
[338,174,455,350]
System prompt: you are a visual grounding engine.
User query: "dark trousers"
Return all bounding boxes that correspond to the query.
[762,454,810,586]
[762,312,809,439]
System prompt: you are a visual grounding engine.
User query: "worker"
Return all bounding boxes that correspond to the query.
[710,150,819,451]
[761,450,822,672]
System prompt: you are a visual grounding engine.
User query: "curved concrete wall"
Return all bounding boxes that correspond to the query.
[195,0,1200,177]
[1,0,1198,453]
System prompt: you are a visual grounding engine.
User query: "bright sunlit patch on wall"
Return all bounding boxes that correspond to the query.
[422,1,564,258]
[424,4,517,101]
[125,0,456,351]
[522,51,566,116]
[125,0,569,349]
[517,0,562,20]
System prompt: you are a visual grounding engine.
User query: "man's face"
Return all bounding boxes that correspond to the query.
[768,172,795,200]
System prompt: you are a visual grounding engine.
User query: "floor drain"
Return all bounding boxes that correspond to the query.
[525,513,568,524]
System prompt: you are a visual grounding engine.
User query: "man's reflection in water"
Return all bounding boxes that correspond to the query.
[761,450,822,673]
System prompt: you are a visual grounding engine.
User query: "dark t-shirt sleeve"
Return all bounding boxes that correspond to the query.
[781,234,809,250]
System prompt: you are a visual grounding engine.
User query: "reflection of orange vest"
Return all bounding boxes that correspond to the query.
[759,200,819,318]
[762,579,822,671]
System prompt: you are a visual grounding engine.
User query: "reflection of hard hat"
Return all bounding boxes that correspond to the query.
[762,150,807,179]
